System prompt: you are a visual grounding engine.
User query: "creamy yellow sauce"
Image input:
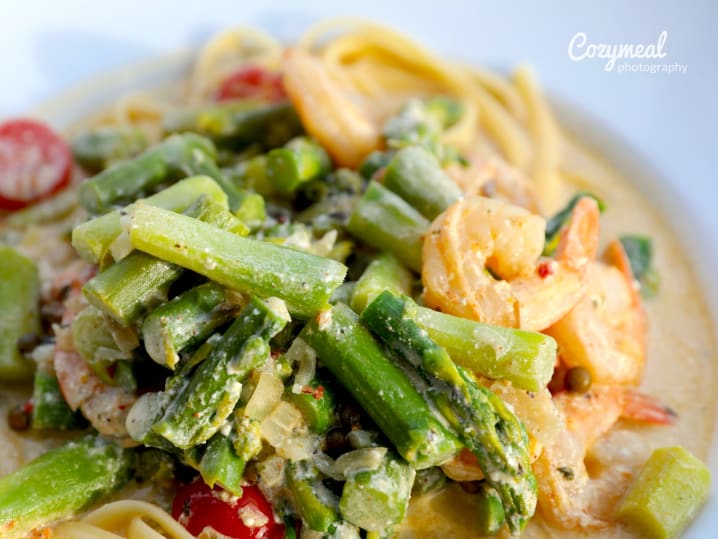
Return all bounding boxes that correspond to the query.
[400,148,718,538]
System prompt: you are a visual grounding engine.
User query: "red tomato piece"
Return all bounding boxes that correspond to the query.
[216,65,286,103]
[172,478,285,539]
[0,119,73,210]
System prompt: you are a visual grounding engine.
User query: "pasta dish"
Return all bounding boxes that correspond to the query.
[0,18,714,539]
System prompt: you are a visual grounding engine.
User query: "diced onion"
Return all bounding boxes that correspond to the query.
[313,452,345,481]
[244,372,284,421]
[259,401,303,447]
[237,504,270,529]
[286,337,316,394]
[278,433,316,462]
[346,429,376,449]
[334,447,387,478]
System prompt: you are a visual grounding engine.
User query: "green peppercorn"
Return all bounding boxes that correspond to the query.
[565,366,592,393]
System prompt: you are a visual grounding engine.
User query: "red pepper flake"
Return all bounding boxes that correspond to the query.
[537,261,556,278]
[22,401,34,414]
[301,385,325,400]
[118,404,128,411]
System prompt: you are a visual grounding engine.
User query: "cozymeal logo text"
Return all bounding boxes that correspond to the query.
[567,31,687,73]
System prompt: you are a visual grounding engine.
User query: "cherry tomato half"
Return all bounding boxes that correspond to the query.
[0,119,73,210]
[172,478,285,539]
[216,65,286,103]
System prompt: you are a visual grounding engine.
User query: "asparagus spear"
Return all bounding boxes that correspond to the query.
[163,100,303,149]
[0,436,133,538]
[361,291,537,532]
[476,484,507,536]
[412,305,556,392]
[287,460,340,533]
[195,432,246,496]
[285,376,337,434]
[142,282,241,369]
[339,450,416,531]
[300,303,462,469]
[78,133,219,213]
[127,203,347,319]
[346,181,429,272]
[359,150,395,180]
[382,146,462,220]
[267,137,332,194]
[383,97,465,165]
[31,371,86,430]
[83,251,184,326]
[71,126,148,172]
[72,175,228,265]
[617,446,711,539]
[83,196,249,326]
[152,297,289,449]
[350,252,413,313]
[0,246,39,382]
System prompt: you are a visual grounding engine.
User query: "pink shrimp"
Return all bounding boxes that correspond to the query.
[422,195,600,331]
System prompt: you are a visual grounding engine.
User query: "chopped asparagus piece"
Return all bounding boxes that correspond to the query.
[347,181,429,272]
[71,126,148,172]
[0,436,133,538]
[152,297,289,449]
[127,203,347,319]
[142,282,241,369]
[351,253,413,314]
[0,246,39,382]
[383,146,462,219]
[617,446,711,539]
[300,303,462,469]
[339,450,415,531]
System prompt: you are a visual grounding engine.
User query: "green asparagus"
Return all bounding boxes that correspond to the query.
[78,133,221,213]
[300,303,462,469]
[346,181,429,272]
[71,126,148,172]
[30,371,85,430]
[285,376,337,434]
[142,282,241,369]
[339,450,415,531]
[0,246,39,382]
[476,484,506,536]
[196,432,246,495]
[361,291,537,532]
[72,175,228,265]
[350,252,413,313]
[382,146,461,219]
[413,305,556,392]
[267,137,332,194]
[163,100,303,149]
[617,446,711,539]
[152,297,289,449]
[287,460,340,533]
[0,436,133,538]
[127,203,347,318]
[359,150,395,180]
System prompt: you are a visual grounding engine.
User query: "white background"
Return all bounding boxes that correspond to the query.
[2,1,717,536]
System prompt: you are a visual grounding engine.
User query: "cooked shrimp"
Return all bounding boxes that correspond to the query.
[282,48,381,167]
[51,267,136,444]
[445,153,540,213]
[545,240,647,385]
[490,382,673,528]
[553,385,675,452]
[422,195,599,331]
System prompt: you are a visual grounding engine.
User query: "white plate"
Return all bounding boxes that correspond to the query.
[5,3,717,537]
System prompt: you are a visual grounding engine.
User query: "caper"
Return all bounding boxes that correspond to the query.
[565,366,592,393]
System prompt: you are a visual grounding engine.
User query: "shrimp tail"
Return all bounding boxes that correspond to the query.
[621,389,677,426]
